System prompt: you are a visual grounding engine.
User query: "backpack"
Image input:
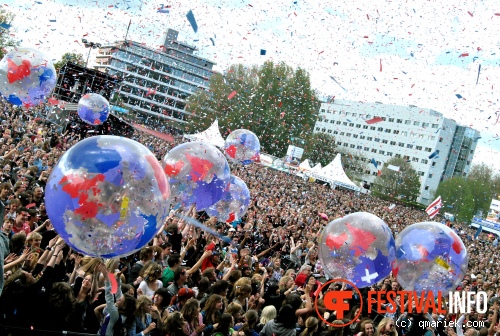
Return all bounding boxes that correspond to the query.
[99,313,127,336]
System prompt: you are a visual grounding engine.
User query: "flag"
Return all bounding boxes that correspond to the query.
[387,164,400,172]
[371,158,378,168]
[428,150,439,159]
[425,196,442,219]
[474,224,482,240]
[365,116,384,124]
[186,10,198,33]
[157,4,171,13]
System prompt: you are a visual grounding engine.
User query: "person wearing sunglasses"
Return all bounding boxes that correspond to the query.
[376,318,397,336]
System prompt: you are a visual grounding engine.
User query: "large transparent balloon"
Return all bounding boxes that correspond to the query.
[393,222,468,296]
[0,48,56,106]
[206,175,250,223]
[77,93,110,125]
[318,212,395,288]
[45,136,171,257]
[224,129,260,165]
[163,141,230,210]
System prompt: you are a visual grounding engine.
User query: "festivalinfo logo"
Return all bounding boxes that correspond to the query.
[316,279,488,327]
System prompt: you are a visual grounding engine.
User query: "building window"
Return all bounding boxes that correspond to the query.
[382,139,388,144]
[372,171,378,176]
[390,141,396,145]
[321,109,325,113]
[327,130,332,133]
[367,137,373,141]
[421,159,428,164]
[377,127,383,131]
[343,143,348,147]
[389,118,395,122]
[315,127,320,131]
[371,148,377,153]
[336,121,341,125]
[350,144,356,148]
[432,162,436,167]
[432,124,439,128]
[346,112,350,116]
[412,157,419,162]
[397,119,403,123]
[370,126,376,130]
[366,115,372,119]
[387,152,393,156]
[414,121,420,126]
[363,125,368,129]
[422,122,429,127]
[401,131,408,136]
[425,185,429,190]
[407,144,413,149]
[333,131,338,135]
[330,120,335,123]
[385,129,391,133]
[425,147,432,152]
[321,128,326,132]
[353,134,358,138]
[349,123,354,127]
[404,155,410,161]
[365,170,371,174]
[343,122,348,126]
[399,142,405,147]
[352,113,357,117]
[374,138,380,142]
[364,147,370,151]
[356,124,361,128]
[346,133,351,137]
[416,146,423,150]
[360,135,366,139]
[337,141,342,145]
[340,132,345,136]
[395,154,401,158]
[382,117,387,121]
[357,145,363,150]
[419,171,425,176]
[393,130,400,134]
[405,120,411,125]
[429,173,433,178]
[439,137,443,142]
[379,150,385,155]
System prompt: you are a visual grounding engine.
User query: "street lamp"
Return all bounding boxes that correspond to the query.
[82,38,102,68]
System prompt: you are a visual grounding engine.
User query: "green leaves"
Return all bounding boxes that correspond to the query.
[185,61,320,157]
[373,157,421,202]
[0,9,19,59]
[54,52,85,70]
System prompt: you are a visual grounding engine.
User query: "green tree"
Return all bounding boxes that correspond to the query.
[302,133,336,167]
[336,149,369,183]
[466,163,495,217]
[0,9,20,59]
[434,177,475,222]
[185,61,320,157]
[54,52,85,70]
[372,157,421,202]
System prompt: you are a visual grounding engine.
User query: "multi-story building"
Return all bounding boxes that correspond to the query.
[314,100,479,205]
[94,28,217,131]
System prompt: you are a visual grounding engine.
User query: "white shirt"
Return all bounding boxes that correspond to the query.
[138,280,163,298]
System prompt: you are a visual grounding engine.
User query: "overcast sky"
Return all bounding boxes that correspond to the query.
[4,0,500,171]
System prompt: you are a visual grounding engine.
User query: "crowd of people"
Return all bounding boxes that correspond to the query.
[0,98,496,336]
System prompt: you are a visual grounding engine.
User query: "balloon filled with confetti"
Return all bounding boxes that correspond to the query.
[77,93,110,125]
[393,222,468,296]
[0,48,57,107]
[45,136,171,257]
[206,175,250,223]
[318,212,395,288]
[224,129,260,165]
[163,141,231,210]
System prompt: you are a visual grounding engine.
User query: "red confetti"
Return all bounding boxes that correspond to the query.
[468,11,473,17]
[459,53,469,57]
[228,90,237,99]
[411,84,415,88]
[367,14,370,20]
[379,59,382,72]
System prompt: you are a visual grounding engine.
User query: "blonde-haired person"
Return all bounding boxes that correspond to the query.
[26,231,42,251]
[376,318,397,336]
[232,283,252,314]
[138,261,163,298]
[300,316,318,336]
[255,305,277,333]
[129,295,157,336]
[226,301,244,327]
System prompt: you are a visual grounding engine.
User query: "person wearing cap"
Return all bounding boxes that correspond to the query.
[167,287,195,314]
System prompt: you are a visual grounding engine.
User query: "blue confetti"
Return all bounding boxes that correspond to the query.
[186,10,198,33]
[455,94,463,99]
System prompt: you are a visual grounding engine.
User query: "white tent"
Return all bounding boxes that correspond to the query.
[183,119,225,148]
[310,163,322,173]
[319,154,358,187]
[298,159,312,172]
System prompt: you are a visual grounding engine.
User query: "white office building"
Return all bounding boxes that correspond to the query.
[314,100,479,205]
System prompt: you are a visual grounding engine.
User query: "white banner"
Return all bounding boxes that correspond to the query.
[387,164,400,172]
[286,145,304,159]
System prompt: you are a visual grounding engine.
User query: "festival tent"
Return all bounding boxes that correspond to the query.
[310,163,323,173]
[318,153,358,188]
[183,119,225,148]
[298,159,312,172]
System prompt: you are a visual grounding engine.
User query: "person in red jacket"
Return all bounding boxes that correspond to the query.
[295,264,312,288]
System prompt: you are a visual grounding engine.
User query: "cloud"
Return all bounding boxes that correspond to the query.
[358,34,419,58]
